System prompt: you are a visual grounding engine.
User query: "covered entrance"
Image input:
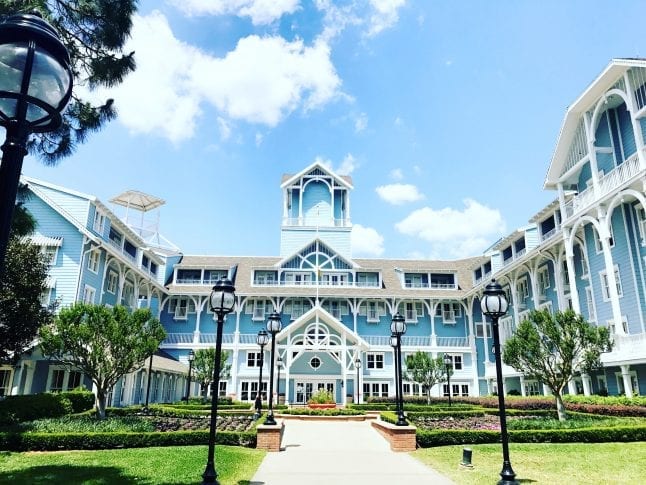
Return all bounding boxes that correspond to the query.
[294,380,335,404]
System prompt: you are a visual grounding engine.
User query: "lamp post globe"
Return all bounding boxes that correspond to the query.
[443,353,452,407]
[264,311,282,425]
[354,357,361,404]
[481,279,518,485]
[202,278,235,485]
[0,11,73,279]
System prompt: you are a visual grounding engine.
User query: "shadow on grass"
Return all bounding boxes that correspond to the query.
[0,464,140,484]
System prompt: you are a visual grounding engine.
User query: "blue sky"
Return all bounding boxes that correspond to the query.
[20,0,646,259]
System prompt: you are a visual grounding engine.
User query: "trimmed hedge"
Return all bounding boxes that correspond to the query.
[0,394,73,424]
[60,390,95,414]
[0,429,257,451]
[278,408,365,416]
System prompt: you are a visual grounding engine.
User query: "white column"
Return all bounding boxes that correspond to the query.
[564,237,581,312]
[519,376,527,397]
[621,365,634,398]
[582,373,592,396]
[567,379,577,395]
[623,72,646,169]
[193,307,202,344]
[542,384,552,396]
[598,213,625,334]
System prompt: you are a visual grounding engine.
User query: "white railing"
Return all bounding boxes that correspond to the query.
[565,152,642,220]
[252,280,380,288]
[362,335,468,347]
[436,336,469,347]
[199,334,235,344]
[401,336,432,347]
[541,227,558,241]
[515,248,526,258]
[162,333,194,344]
[603,332,646,362]
[282,217,351,227]
[363,336,392,346]
[404,282,457,289]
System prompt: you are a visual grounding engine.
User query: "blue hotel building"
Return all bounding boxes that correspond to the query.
[1,58,645,405]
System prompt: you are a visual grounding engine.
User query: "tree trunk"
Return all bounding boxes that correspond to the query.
[426,388,431,404]
[555,392,567,421]
[96,389,107,420]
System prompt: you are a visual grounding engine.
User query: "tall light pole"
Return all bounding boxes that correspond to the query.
[391,312,408,426]
[202,278,235,485]
[256,329,269,407]
[0,12,73,279]
[354,357,361,404]
[276,355,283,404]
[185,350,195,401]
[443,353,452,407]
[481,279,519,485]
[265,312,282,425]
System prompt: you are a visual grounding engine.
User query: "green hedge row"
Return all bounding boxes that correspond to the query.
[0,394,74,424]
[278,408,365,416]
[0,429,256,452]
[415,425,646,447]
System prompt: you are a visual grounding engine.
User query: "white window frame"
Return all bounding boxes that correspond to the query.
[475,322,485,338]
[636,204,646,245]
[122,282,135,307]
[0,367,13,396]
[284,272,312,286]
[518,310,530,322]
[87,250,100,273]
[595,225,614,253]
[41,245,59,266]
[83,285,96,304]
[538,265,550,291]
[107,270,118,294]
[446,354,463,370]
[46,366,83,392]
[403,301,424,323]
[538,301,553,314]
[247,351,263,368]
[366,352,384,369]
[363,381,389,398]
[93,210,106,233]
[606,316,628,335]
[585,286,596,322]
[516,278,529,300]
[599,265,623,301]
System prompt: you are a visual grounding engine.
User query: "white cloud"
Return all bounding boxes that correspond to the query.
[366,0,407,37]
[352,224,385,256]
[355,113,368,132]
[395,199,507,259]
[170,0,300,25]
[97,12,342,143]
[316,153,358,175]
[390,168,403,181]
[375,183,424,205]
[255,132,264,145]
[217,117,232,140]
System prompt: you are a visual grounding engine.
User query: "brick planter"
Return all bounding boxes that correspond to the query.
[371,419,417,452]
[307,403,336,409]
[256,420,284,452]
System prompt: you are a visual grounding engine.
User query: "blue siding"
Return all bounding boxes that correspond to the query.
[617,103,637,158]
[303,181,331,224]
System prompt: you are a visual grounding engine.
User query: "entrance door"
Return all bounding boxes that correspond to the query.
[295,381,335,403]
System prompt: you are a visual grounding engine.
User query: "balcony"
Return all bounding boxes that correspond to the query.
[541,227,559,241]
[361,335,469,347]
[564,152,642,220]
[252,279,380,288]
[602,332,646,363]
[282,217,351,227]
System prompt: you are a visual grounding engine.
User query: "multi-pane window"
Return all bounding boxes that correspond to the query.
[443,383,469,397]
[366,353,384,369]
[247,351,263,367]
[87,250,100,273]
[122,282,135,307]
[68,371,82,390]
[284,299,312,319]
[516,278,529,300]
[219,381,227,397]
[359,301,385,322]
[0,369,11,396]
[284,272,312,285]
[402,301,424,322]
[93,210,106,233]
[595,225,615,252]
[363,382,389,398]
[41,246,58,266]
[600,266,623,300]
[83,285,96,304]
[446,354,463,370]
[50,369,65,392]
[107,271,118,294]
[538,266,550,291]
[240,381,267,401]
[169,296,196,319]
[435,303,461,323]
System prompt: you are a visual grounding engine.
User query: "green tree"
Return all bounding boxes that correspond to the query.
[39,303,165,418]
[0,0,137,164]
[404,351,450,404]
[193,348,231,398]
[503,309,612,421]
[0,237,52,363]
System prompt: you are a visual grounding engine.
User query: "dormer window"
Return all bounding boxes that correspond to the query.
[430,273,455,289]
[514,238,526,257]
[93,210,106,234]
[404,273,425,288]
[502,246,513,264]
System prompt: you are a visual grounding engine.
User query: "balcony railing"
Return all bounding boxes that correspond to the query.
[282,217,351,227]
[252,279,380,288]
[436,336,469,347]
[541,227,559,241]
[362,335,469,347]
[603,332,646,362]
[404,282,457,289]
[564,152,642,220]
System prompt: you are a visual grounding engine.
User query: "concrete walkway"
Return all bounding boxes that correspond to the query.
[250,420,455,485]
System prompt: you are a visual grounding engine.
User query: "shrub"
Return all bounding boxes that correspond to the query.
[0,394,73,424]
[279,408,365,416]
[307,389,335,404]
[60,389,95,413]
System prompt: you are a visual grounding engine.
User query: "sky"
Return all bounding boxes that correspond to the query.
[19,0,646,260]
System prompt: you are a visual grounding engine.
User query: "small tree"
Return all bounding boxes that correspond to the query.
[404,351,450,404]
[503,309,612,421]
[193,348,231,399]
[39,303,166,419]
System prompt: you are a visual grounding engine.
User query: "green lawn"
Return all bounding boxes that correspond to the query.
[0,445,265,484]
[413,442,646,484]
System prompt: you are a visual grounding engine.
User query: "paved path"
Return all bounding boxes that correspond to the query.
[250,420,455,485]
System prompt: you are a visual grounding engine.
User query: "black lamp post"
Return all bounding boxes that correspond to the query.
[481,279,519,485]
[0,12,73,279]
[185,350,195,401]
[276,355,283,404]
[443,353,452,407]
[202,278,236,485]
[265,311,282,425]
[355,357,361,404]
[256,329,269,408]
[144,354,154,410]
[390,312,408,426]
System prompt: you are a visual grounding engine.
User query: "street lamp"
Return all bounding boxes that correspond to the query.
[185,350,195,401]
[256,329,269,412]
[265,311,282,425]
[0,12,73,279]
[354,357,361,404]
[276,355,283,404]
[202,278,236,485]
[481,279,519,485]
[390,312,408,426]
[443,353,452,407]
